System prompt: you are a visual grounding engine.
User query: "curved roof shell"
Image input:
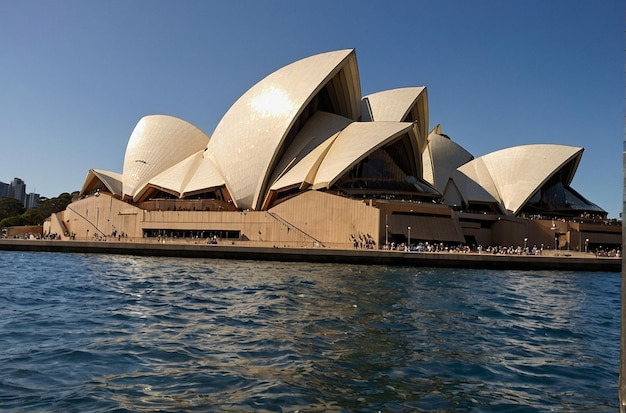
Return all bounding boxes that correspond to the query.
[267,111,352,190]
[80,169,123,196]
[423,131,474,192]
[133,148,227,202]
[207,49,361,210]
[133,151,204,200]
[122,115,210,199]
[312,121,417,190]
[180,148,227,198]
[458,144,583,215]
[453,160,501,206]
[362,87,428,151]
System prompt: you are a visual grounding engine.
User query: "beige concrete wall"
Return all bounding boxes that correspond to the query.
[270,191,380,249]
[50,192,380,248]
[5,225,42,238]
[491,218,582,251]
[45,212,69,239]
[50,194,143,241]
[141,209,314,247]
[48,192,619,251]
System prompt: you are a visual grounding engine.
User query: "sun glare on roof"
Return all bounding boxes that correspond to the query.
[249,87,294,118]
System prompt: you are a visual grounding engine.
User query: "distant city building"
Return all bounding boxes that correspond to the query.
[0,177,40,209]
[25,192,40,209]
[9,177,26,204]
[0,182,8,199]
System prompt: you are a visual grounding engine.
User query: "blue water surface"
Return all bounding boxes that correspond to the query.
[0,251,619,412]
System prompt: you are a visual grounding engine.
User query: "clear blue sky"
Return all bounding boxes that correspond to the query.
[1,0,622,217]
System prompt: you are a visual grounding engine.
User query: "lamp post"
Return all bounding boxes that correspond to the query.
[385,214,389,249]
[585,238,589,253]
[407,226,411,250]
[554,232,559,256]
[524,237,528,250]
[550,219,558,256]
[385,224,388,248]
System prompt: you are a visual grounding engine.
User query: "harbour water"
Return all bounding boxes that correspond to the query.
[0,251,619,412]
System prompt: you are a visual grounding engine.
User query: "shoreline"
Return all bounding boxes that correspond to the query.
[0,239,620,272]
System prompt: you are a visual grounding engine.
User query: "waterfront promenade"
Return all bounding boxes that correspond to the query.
[0,238,619,272]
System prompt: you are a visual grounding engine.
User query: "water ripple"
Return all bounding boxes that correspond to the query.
[0,252,619,411]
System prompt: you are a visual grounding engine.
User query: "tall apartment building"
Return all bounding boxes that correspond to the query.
[0,182,8,199]
[0,177,40,209]
[9,177,26,204]
[25,192,40,209]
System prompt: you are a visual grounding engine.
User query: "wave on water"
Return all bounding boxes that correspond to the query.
[0,252,620,411]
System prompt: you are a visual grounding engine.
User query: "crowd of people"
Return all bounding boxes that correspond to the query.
[350,233,377,249]
[381,241,622,257]
[385,241,474,253]
[478,244,543,255]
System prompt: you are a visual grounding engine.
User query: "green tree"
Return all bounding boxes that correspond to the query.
[26,193,73,225]
[0,192,76,228]
[0,197,25,221]
[0,214,27,229]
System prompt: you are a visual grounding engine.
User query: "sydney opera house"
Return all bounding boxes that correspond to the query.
[45,49,620,252]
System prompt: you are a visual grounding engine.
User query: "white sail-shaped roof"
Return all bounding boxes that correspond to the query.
[270,133,339,192]
[268,111,352,192]
[133,150,205,200]
[458,144,583,214]
[312,122,415,189]
[454,161,501,204]
[133,148,226,201]
[181,148,226,197]
[364,87,427,121]
[207,49,361,210]
[424,131,474,192]
[122,115,210,199]
[80,169,123,196]
[362,87,428,151]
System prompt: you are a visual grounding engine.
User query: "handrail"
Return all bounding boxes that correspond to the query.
[66,205,107,237]
[266,212,325,247]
